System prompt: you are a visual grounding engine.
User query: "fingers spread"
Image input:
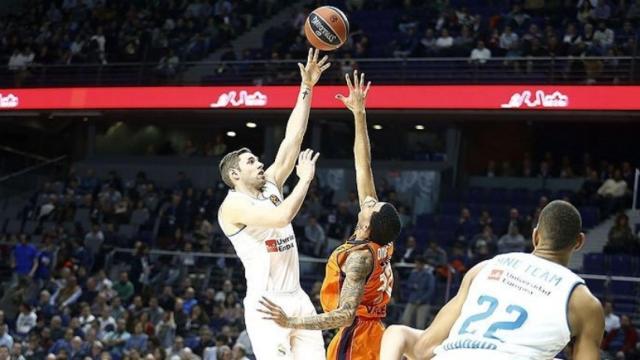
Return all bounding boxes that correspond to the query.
[260,297,279,309]
[364,81,371,97]
[360,72,365,90]
[311,152,320,163]
[307,48,313,64]
[313,48,319,62]
[345,73,353,91]
[318,55,329,66]
[353,70,359,88]
[256,308,273,315]
[321,62,331,72]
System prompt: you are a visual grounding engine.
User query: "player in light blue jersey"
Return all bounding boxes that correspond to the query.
[381,200,604,360]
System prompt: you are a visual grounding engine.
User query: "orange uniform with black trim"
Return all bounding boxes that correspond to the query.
[320,239,394,360]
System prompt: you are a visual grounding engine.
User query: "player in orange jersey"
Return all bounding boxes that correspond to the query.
[259,70,402,360]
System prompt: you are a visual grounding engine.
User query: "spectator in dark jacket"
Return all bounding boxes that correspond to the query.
[397,236,419,264]
[604,213,637,254]
[400,256,436,329]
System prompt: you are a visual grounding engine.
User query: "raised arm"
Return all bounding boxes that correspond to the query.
[221,150,320,229]
[336,70,375,206]
[569,285,605,360]
[259,249,373,330]
[265,49,331,190]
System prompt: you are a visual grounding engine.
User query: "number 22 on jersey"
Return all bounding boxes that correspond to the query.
[458,294,529,342]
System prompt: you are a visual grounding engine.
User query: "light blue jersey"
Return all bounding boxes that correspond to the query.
[433,253,584,360]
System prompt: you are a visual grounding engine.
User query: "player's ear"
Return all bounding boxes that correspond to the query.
[574,232,585,251]
[531,227,540,249]
[230,169,240,181]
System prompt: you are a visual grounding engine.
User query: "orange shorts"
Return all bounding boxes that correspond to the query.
[326,318,384,360]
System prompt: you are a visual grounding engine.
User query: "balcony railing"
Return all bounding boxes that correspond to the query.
[1,56,637,87]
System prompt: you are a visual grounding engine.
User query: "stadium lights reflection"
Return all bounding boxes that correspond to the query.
[415,125,425,130]
[226,131,237,137]
[373,124,383,130]
[246,122,257,128]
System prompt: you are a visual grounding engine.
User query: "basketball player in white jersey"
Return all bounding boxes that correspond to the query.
[217,48,329,360]
[380,200,605,360]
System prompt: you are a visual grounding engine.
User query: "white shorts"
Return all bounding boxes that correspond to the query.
[243,289,325,360]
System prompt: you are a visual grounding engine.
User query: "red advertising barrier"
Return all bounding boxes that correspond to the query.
[1,85,639,111]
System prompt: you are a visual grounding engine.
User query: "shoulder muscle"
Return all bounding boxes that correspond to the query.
[343,249,374,281]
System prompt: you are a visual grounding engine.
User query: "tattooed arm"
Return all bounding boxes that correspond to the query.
[259,249,373,330]
[264,48,330,190]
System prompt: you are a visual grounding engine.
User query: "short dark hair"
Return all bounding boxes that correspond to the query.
[218,147,251,188]
[369,203,401,246]
[537,200,582,250]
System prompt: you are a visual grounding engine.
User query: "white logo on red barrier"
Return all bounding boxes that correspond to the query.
[210,90,268,108]
[0,93,19,108]
[501,90,568,109]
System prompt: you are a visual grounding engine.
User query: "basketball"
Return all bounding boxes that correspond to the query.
[304,6,349,51]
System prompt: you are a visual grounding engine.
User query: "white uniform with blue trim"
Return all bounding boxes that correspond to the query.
[433,252,584,360]
[218,181,324,360]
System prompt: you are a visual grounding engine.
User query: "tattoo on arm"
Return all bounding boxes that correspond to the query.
[302,87,310,99]
[287,250,373,330]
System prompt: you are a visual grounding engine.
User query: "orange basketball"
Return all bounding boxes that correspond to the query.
[304,6,349,51]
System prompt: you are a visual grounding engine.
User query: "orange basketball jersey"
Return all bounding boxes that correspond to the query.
[320,239,394,319]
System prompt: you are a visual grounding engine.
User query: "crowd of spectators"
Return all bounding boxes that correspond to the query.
[0,157,638,358]
[2,0,639,86]
[242,0,640,84]
[601,301,639,359]
[0,164,418,359]
[256,0,638,59]
[483,153,635,218]
[1,0,284,85]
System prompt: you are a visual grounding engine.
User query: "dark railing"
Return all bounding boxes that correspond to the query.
[0,56,637,87]
[0,155,68,203]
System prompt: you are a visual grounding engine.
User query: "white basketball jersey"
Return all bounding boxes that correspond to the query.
[434,252,584,360]
[218,182,300,297]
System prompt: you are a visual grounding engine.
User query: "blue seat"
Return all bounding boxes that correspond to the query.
[466,187,487,203]
[511,188,529,203]
[583,253,605,274]
[609,255,635,276]
[488,205,506,218]
[554,189,574,201]
[616,302,636,316]
[467,203,483,216]
[532,189,552,201]
[579,207,599,228]
[488,188,508,203]
[416,214,435,228]
[440,202,460,216]
[434,230,455,247]
[609,281,637,296]
[439,215,459,228]
[585,279,605,296]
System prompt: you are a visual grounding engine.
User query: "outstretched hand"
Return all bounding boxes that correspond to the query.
[335,70,371,113]
[299,48,331,88]
[258,297,291,328]
[295,149,320,182]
